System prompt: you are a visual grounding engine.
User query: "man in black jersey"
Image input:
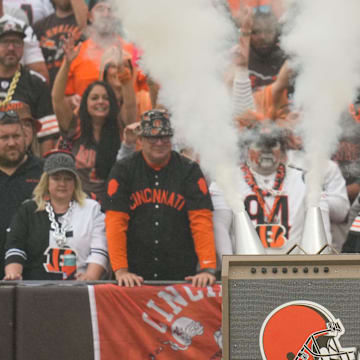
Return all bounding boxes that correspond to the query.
[0,111,42,278]
[104,110,217,287]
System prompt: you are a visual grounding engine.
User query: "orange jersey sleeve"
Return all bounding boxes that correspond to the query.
[105,210,130,271]
[188,209,217,270]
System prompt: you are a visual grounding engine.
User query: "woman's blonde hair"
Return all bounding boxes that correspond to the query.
[33,172,87,211]
[30,131,41,157]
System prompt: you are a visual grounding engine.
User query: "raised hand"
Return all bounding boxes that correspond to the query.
[63,32,81,65]
[123,122,141,147]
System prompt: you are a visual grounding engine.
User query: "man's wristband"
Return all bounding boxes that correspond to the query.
[198,268,216,276]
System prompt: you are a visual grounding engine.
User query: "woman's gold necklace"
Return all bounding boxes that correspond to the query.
[0,68,21,107]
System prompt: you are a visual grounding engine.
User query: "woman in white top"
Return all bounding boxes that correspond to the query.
[4,150,108,280]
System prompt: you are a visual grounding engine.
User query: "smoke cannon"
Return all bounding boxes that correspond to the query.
[233,211,265,255]
[297,206,330,255]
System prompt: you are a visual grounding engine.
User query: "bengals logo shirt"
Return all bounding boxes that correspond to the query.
[4,199,108,280]
[33,13,82,87]
[210,166,331,255]
[43,247,77,280]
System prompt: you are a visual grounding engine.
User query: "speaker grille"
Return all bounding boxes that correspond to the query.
[229,278,360,359]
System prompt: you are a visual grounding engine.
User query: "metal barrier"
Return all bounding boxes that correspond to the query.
[0,285,14,360]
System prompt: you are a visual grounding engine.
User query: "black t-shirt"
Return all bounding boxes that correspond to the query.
[248,44,286,91]
[34,13,82,88]
[0,155,43,278]
[0,66,58,138]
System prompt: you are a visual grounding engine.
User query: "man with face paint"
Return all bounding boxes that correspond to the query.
[246,128,285,176]
[209,122,332,264]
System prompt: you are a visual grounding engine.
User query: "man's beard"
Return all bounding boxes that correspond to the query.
[58,4,72,12]
[0,55,20,69]
[251,43,276,57]
[93,19,116,36]
[0,150,26,168]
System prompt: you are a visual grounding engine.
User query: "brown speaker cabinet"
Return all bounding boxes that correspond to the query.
[222,254,360,360]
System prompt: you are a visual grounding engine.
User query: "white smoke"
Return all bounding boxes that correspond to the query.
[111,0,244,211]
[281,0,360,206]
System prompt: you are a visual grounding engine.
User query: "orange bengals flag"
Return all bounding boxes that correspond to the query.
[88,284,222,359]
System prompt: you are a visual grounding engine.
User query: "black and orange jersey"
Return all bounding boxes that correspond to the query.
[248,44,286,91]
[104,151,216,281]
[34,13,82,88]
[0,66,58,138]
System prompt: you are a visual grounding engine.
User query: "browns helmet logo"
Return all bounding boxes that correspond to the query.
[43,247,77,280]
[260,301,358,360]
[256,224,287,248]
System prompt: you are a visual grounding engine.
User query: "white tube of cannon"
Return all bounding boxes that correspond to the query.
[298,206,329,254]
[233,211,265,255]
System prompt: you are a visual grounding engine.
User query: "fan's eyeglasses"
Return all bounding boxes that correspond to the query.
[143,136,172,144]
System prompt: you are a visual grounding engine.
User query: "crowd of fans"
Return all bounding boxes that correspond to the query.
[0,0,359,287]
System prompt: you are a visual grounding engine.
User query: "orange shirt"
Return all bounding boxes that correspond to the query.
[65,37,138,96]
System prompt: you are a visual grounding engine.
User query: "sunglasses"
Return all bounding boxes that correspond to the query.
[253,5,272,14]
[144,136,172,144]
[0,110,19,123]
